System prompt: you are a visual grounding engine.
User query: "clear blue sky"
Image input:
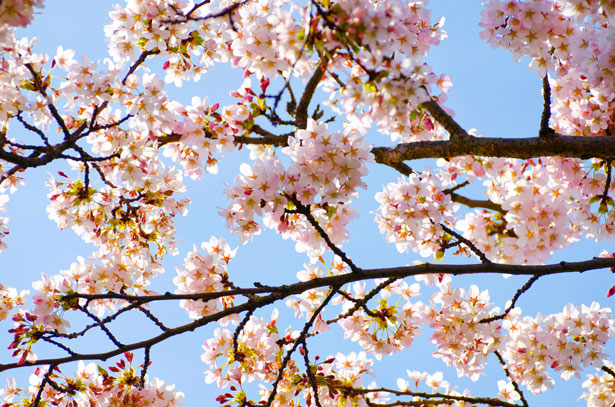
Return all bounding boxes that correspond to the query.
[1,1,613,406]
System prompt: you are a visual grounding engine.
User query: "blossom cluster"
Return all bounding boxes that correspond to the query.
[427,283,503,381]
[458,157,577,264]
[581,362,615,407]
[0,0,44,30]
[0,285,27,322]
[479,0,615,136]
[201,311,282,389]
[338,279,424,360]
[46,167,190,261]
[222,119,372,254]
[0,356,183,407]
[174,236,237,320]
[375,169,457,258]
[502,303,614,394]
[450,156,615,264]
[321,0,450,142]
[105,0,311,85]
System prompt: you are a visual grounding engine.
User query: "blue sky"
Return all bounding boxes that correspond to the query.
[1,1,614,406]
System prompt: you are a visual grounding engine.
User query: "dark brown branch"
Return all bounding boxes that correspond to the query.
[266,287,338,406]
[300,338,323,407]
[329,277,398,323]
[494,351,528,407]
[79,306,125,348]
[32,365,58,407]
[67,256,615,305]
[139,346,151,389]
[4,257,615,373]
[539,75,554,137]
[16,113,50,145]
[420,98,469,142]
[601,365,615,379]
[447,191,506,214]
[233,134,288,146]
[344,386,520,407]
[479,275,541,323]
[232,308,255,357]
[137,306,169,331]
[440,223,491,263]
[23,63,71,138]
[295,60,328,130]
[372,134,615,165]
[287,194,361,272]
[603,160,612,199]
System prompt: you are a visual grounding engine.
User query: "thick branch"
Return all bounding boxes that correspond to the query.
[420,98,468,141]
[7,257,615,372]
[67,256,615,305]
[373,134,615,165]
[295,60,327,130]
[345,386,519,407]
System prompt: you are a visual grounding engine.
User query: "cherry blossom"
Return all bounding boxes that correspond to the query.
[2,1,615,407]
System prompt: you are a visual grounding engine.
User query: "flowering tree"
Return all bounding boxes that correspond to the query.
[1,0,615,405]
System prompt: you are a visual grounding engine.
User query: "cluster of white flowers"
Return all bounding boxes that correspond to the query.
[502,303,614,394]
[222,119,371,254]
[375,169,457,258]
[427,283,503,381]
[174,236,237,320]
[202,311,281,388]
[338,279,425,360]
[0,360,183,407]
[581,362,615,407]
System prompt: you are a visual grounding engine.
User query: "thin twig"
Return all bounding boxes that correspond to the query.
[266,286,338,406]
[440,223,491,264]
[479,275,541,323]
[139,346,151,389]
[300,338,323,407]
[286,194,361,272]
[494,351,529,407]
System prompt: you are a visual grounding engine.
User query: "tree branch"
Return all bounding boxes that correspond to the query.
[344,386,520,407]
[295,59,328,130]
[373,133,615,165]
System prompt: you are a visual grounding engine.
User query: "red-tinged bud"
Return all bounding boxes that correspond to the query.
[423,117,434,131]
[260,78,270,93]
[551,361,559,368]
[163,60,170,70]
[58,171,69,178]
[607,285,615,298]
[230,386,236,391]
[518,348,526,354]
[17,351,27,366]
[125,352,133,363]
[51,59,56,69]
[209,103,220,113]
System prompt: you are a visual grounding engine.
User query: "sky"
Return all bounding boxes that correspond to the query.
[1,1,614,406]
